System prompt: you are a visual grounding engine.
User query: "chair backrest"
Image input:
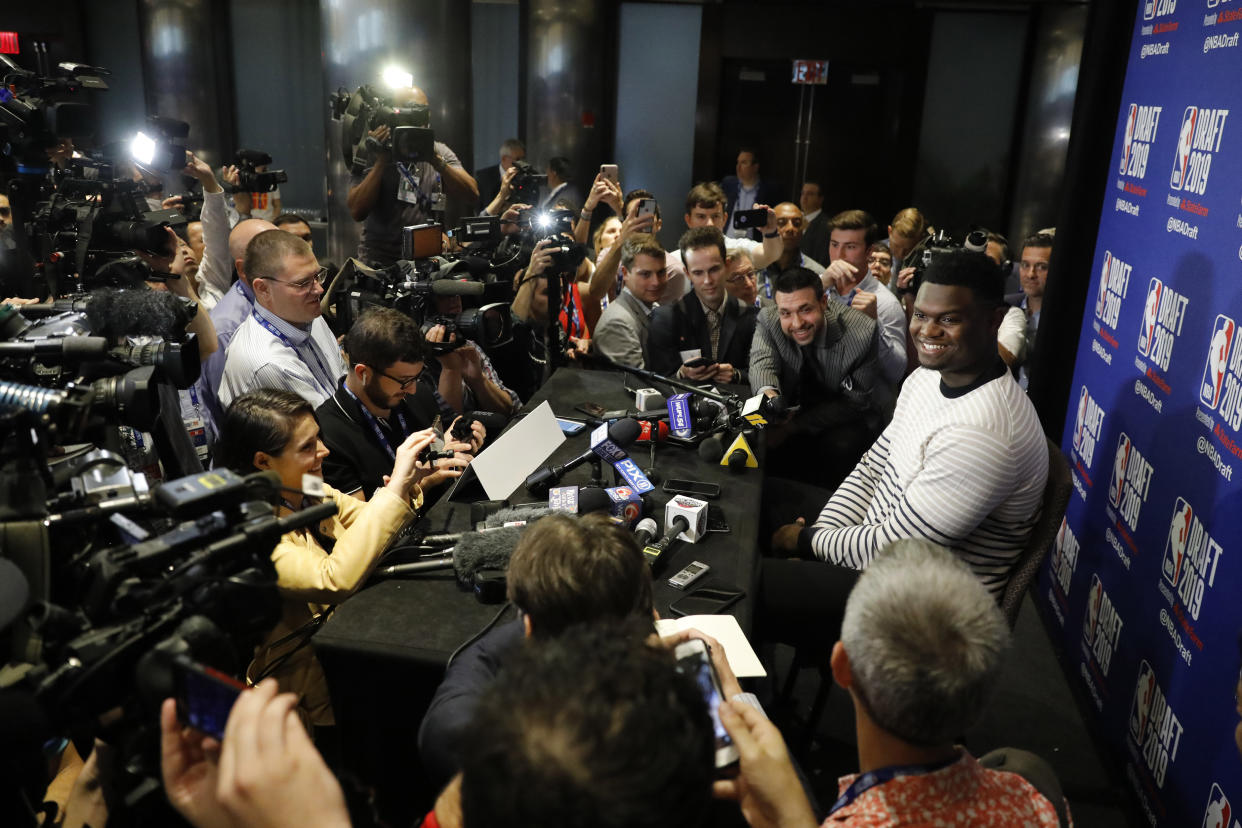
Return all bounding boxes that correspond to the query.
[1000,438,1073,628]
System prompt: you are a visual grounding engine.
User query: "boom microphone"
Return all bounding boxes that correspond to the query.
[525,418,642,496]
[429,279,486,297]
[375,552,455,577]
[452,526,523,582]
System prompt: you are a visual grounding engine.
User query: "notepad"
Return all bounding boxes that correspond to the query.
[655,614,767,678]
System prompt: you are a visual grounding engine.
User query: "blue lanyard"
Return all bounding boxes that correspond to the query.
[828,756,959,815]
[342,384,409,459]
[251,311,336,399]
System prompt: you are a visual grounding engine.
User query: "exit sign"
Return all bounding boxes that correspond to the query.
[791,59,828,85]
[0,32,18,55]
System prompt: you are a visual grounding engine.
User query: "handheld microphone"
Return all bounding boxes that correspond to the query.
[636,420,669,443]
[642,514,688,572]
[525,418,642,496]
[634,517,659,547]
[376,552,455,577]
[727,448,749,471]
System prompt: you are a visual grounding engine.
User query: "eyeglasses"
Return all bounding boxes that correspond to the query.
[376,368,421,390]
[259,266,328,292]
[867,255,892,266]
[1019,261,1050,274]
[727,268,756,283]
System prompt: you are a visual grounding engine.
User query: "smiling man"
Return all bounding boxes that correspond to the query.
[219,229,345,408]
[749,267,889,487]
[593,233,668,368]
[769,249,1048,602]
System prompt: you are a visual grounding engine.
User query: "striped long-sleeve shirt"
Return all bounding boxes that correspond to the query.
[805,365,1048,596]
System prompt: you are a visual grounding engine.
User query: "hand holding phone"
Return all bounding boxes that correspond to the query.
[174,658,248,740]
[683,356,716,369]
[673,638,739,767]
[732,208,767,230]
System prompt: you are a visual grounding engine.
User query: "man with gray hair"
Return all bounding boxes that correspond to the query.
[717,542,1064,827]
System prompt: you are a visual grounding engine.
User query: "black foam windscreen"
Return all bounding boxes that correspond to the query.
[452,527,523,582]
[697,436,724,464]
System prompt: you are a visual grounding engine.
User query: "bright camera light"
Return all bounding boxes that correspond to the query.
[131,132,156,166]
[381,65,413,90]
[535,213,552,230]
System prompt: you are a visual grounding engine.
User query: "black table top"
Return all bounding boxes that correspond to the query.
[315,366,764,670]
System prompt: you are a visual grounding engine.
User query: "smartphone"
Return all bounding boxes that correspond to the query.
[636,197,657,223]
[575,402,608,419]
[732,208,767,229]
[556,417,588,435]
[670,586,746,618]
[599,163,619,184]
[683,357,716,369]
[174,659,248,740]
[673,639,739,767]
[707,504,730,533]
[663,478,721,499]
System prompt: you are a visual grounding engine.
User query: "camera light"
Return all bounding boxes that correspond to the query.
[535,213,552,230]
[131,132,157,166]
[381,65,413,90]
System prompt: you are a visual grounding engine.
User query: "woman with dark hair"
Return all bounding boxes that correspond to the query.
[217,387,436,726]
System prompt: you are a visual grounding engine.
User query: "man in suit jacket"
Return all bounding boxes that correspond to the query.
[474,138,525,212]
[594,233,668,368]
[799,180,830,264]
[721,146,783,240]
[648,226,756,385]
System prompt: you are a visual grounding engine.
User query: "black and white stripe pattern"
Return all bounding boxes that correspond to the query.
[808,367,1048,596]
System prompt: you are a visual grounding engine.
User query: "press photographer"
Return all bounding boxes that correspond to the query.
[342,81,478,267]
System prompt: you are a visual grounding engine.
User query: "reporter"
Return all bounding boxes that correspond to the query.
[216,389,432,726]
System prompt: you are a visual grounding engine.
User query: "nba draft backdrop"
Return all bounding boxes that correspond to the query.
[1036,1,1242,824]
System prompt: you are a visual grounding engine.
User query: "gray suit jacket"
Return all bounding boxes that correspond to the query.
[749,302,893,431]
[594,288,654,368]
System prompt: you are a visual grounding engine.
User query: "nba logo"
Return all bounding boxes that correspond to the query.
[1203,783,1232,828]
[1143,0,1156,19]
[1162,498,1193,588]
[1095,253,1111,319]
[1128,660,1156,746]
[1121,105,1137,175]
[1137,278,1162,357]
[1073,387,1090,453]
[1083,574,1103,647]
[1171,107,1198,190]
[1109,433,1131,508]
[1200,314,1235,409]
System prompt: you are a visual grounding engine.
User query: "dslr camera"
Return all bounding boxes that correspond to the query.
[230,149,288,193]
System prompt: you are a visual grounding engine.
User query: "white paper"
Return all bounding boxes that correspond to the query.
[468,400,567,500]
[655,614,767,678]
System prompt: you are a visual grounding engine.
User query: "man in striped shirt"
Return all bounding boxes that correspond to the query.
[767,249,1047,608]
[219,229,345,409]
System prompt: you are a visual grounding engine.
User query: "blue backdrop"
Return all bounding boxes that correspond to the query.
[1036,1,1242,824]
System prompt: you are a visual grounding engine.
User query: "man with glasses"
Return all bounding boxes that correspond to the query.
[725,249,770,310]
[1007,230,1053,390]
[821,210,908,386]
[219,229,344,408]
[316,307,481,500]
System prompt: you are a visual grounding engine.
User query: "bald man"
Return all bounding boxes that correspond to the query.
[346,85,477,267]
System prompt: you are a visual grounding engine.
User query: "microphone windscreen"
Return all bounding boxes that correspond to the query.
[608,417,642,447]
[453,527,523,582]
[486,505,553,527]
[577,486,612,514]
[727,449,748,470]
[86,288,192,339]
[430,278,486,297]
[698,436,724,464]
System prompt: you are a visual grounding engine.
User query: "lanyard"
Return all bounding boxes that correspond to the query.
[342,384,409,459]
[251,311,336,399]
[828,756,959,815]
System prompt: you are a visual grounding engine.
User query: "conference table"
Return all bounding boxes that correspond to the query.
[314,366,766,820]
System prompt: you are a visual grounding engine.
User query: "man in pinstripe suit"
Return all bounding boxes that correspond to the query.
[749,267,892,488]
[761,250,1047,645]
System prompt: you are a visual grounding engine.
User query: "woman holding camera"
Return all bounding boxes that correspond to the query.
[216,388,436,727]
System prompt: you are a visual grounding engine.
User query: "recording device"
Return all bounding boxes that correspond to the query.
[683,356,715,369]
[633,517,659,547]
[228,149,287,194]
[450,413,476,442]
[334,84,436,167]
[663,479,721,500]
[599,163,619,185]
[508,159,546,203]
[642,514,686,571]
[732,208,767,230]
[556,417,587,435]
[173,657,248,740]
[673,638,739,767]
[669,586,745,618]
[524,417,642,496]
[418,444,457,463]
[665,495,709,542]
[635,197,657,224]
[668,560,710,590]
[898,227,989,296]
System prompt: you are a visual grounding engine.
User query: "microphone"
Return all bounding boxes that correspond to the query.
[0,336,109,360]
[642,515,688,572]
[633,517,659,547]
[525,418,642,496]
[452,526,523,582]
[636,420,669,443]
[376,552,455,577]
[763,394,789,418]
[697,436,725,464]
[727,448,749,471]
[429,279,486,297]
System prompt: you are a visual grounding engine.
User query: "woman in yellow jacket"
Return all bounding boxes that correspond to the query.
[215,388,456,727]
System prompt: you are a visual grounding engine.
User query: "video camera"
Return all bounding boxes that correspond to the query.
[514,207,587,275]
[230,148,288,194]
[897,227,989,296]
[0,55,107,170]
[333,84,436,168]
[508,159,545,204]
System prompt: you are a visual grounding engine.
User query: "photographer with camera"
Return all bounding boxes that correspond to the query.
[423,292,521,420]
[317,308,481,501]
[346,86,478,268]
[215,388,436,727]
[232,159,282,222]
[219,229,344,409]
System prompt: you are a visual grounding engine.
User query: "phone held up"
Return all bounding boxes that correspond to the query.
[673,638,739,767]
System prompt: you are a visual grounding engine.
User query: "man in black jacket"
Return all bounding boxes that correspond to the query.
[315,307,482,500]
[647,226,757,385]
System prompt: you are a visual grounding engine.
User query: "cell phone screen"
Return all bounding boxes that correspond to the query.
[177,665,246,740]
[675,647,732,751]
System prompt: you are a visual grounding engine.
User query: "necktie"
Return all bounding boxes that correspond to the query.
[705,306,722,360]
